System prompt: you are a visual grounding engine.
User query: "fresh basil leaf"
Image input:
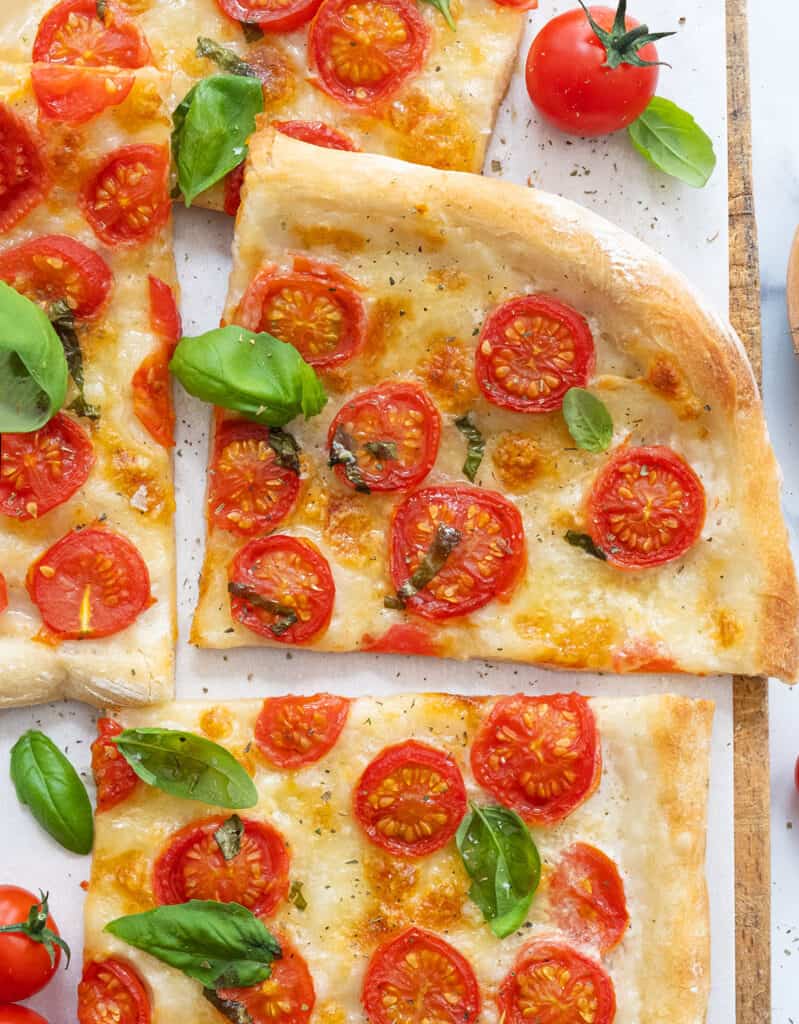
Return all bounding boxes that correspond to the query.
[172,75,264,206]
[112,728,258,808]
[288,880,307,911]
[228,582,298,636]
[456,803,540,938]
[170,326,327,427]
[628,96,716,188]
[215,814,244,861]
[196,37,257,77]
[454,413,484,481]
[204,989,254,1024]
[106,900,281,988]
[49,299,99,421]
[385,523,461,609]
[240,21,264,43]
[562,388,612,453]
[267,427,301,474]
[9,731,93,855]
[565,530,607,561]
[0,282,68,432]
[96,0,107,19]
[329,427,370,493]
[362,440,397,462]
[421,0,455,29]
[0,891,71,968]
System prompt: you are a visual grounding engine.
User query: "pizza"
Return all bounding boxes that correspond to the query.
[0,62,178,707]
[81,691,713,1024]
[189,127,799,681]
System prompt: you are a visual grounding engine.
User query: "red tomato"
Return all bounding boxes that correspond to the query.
[32,65,134,124]
[360,623,439,657]
[255,693,351,769]
[0,888,62,1003]
[0,1008,49,1024]
[147,275,182,344]
[493,0,537,8]
[78,958,151,1024]
[218,936,315,1024]
[475,295,595,413]
[131,277,181,449]
[154,816,290,917]
[0,414,95,520]
[229,535,335,644]
[0,104,49,234]
[275,120,358,150]
[216,0,323,32]
[471,694,601,825]
[80,144,170,247]
[34,0,151,68]
[328,383,440,492]
[498,939,615,1024]
[208,421,300,535]
[587,445,706,569]
[389,485,526,620]
[354,740,467,857]
[0,235,112,319]
[27,528,152,640]
[525,5,661,136]
[236,260,366,370]
[362,927,480,1024]
[91,717,138,812]
[309,0,429,108]
[549,842,629,953]
[795,754,799,792]
[223,162,247,218]
[0,573,7,614]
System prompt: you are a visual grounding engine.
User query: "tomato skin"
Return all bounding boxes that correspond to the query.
[360,623,440,657]
[216,0,323,32]
[78,958,151,1024]
[0,573,7,614]
[0,235,112,320]
[34,0,151,68]
[255,693,351,769]
[0,887,61,1003]
[274,120,358,150]
[80,144,170,247]
[32,65,134,124]
[0,104,49,234]
[0,1008,49,1024]
[525,6,659,137]
[549,842,629,953]
[91,717,138,811]
[132,276,181,448]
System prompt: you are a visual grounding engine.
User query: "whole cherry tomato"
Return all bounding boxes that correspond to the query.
[0,1007,50,1023]
[0,888,67,1003]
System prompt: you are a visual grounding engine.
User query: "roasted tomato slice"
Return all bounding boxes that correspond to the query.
[154,815,290,917]
[328,382,440,492]
[360,623,439,657]
[0,413,95,520]
[475,295,595,413]
[32,65,134,124]
[229,535,335,644]
[218,936,315,1024]
[77,958,151,1024]
[0,573,7,614]
[354,740,467,857]
[471,694,601,826]
[309,0,429,108]
[389,485,526,620]
[497,940,615,1024]
[132,276,181,448]
[0,104,49,234]
[223,162,247,218]
[34,0,151,67]
[91,717,138,812]
[216,0,324,32]
[549,842,629,954]
[587,445,706,569]
[275,120,358,150]
[255,693,351,769]
[236,261,366,370]
[26,528,152,640]
[209,421,300,535]
[362,927,480,1024]
[0,235,112,319]
[80,144,170,247]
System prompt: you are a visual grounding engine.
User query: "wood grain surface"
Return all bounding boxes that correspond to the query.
[726,1,771,1020]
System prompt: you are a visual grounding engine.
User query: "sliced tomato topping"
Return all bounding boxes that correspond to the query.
[80,144,170,247]
[309,0,429,108]
[354,740,467,857]
[236,260,366,370]
[209,421,300,536]
[26,527,152,640]
[0,413,94,520]
[475,295,595,413]
[255,694,350,769]
[471,694,601,826]
[275,120,358,150]
[497,940,615,1024]
[362,927,480,1024]
[230,535,335,644]
[34,0,151,67]
[587,445,706,569]
[154,816,290,917]
[147,274,181,344]
[32,65,134,124]
[493,0,537,7]
[0,104,49,234]
[0,572,7,614]
[549,842,629,954]
[223,162,247,218]
[91,717,138,812]
[77,958,151,1024]
[328,382,440,492]
[360,623,440,657]
[132,277,181,448]
[389,485,525,620]
[218,936,315,1024]
[0,235,112,319]
[216,0,323,31]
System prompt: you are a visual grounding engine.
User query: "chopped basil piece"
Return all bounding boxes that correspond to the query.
[49,300,99,420]
[267,427,301,474]
[329,427,370,493]
[454,413,484,481]
[0,891,71,968]
[288,881,307,911]
[420,0,455,29]
[196,37,257,77]
[565,530,608,561]
[214,815,244,862]
[386,523,461,609]
[203,989,254,1024]
[363,440,398,463]
[240,21,264,43]
[562,388,612,453]
[96,0,107,19]
[228,582,298,636]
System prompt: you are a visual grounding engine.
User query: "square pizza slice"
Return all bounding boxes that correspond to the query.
[81,691,713,1024]
[0,63,178,707]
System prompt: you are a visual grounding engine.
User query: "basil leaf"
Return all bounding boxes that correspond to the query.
[420,0,455,29]
[288,880,307,911]
[363,440,397,462]
[170,326,327,427]
[0,891,71,968]
[565,530,607,561]
[172,75,264,206]
[112,728,258,808]
[628,97,716,188]
[329,427,370,493]
[385,523,461,609]
[105,900,281,988]
[456,803,540,938]
[49,300,100,421]
[454,413,484,481]
[0,282,67,432]
[215,814,244,861]
[9,731,93,855]
[267,426,301,474]
[96,0,107,19]
[228,582,298,636]
[240,21,264,42]
[196,37,257,77]
[204,989,254,1024]
[562,388,612,453]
